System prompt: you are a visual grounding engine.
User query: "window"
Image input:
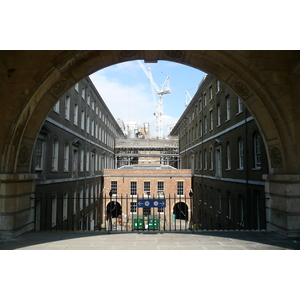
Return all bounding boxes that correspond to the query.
[35,140,44,170]
[144,182,150,197]
[203,93,207,106]
[204,149,207,170]
[210,147,214,170]
[237,98,243,114]
[217,104,221,126]
[177,182,184,196]
[130,182,137,196]
[254,132,261,168]
[86,115,90,133]
[226,142,231,170]
[227,192,232,219]
[90,186,94,203]
[216,80,221,93]
[65,95,70,120]
[75,83,79,92]
[81,87,85,100]
[81,110,85,130]
[87,94,90,106]
[239,195,244,225]
[111,181,117,196]
[91,120,94,136]
[64,142,69,172]
[199,151,202,170]
[199,98,202,112]
[52,195,57,227]
[80,189,83,210]
[74,103,78,126]
[95,153,98,172]
[86,151,89,172]
[215,147,221,177]
[199,120,202,137]
[52,138,59,171]
[210,110,213,130]
[226,95,230,121]
[91,152,95,175]
[130,202,137,213]
[217,189,222,212]
[86,186,89,207]
[73,190,77,214]
[53,100,60,114]
[209,85,213,100]
[63,192,68,220]
[157,181,164,197]
[204,115,207,134]
[143,207,151,215]
[95,123,98,139]
[80,148,84,172]
[238,138,244,169]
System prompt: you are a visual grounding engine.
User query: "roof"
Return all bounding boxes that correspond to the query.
[118,164,177,170]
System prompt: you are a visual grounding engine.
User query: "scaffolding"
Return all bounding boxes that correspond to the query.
[115,138,179,168]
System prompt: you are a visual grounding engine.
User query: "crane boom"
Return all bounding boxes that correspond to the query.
[185,91,192,107]
[137,60,171,139]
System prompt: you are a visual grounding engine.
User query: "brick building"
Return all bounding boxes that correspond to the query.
[32,76,125,231]
[170,74,268,230]
[102,164,192,230]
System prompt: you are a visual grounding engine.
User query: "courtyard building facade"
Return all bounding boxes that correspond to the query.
[103,164,192,230]
[32,77,125,231]
[170,74,268,230]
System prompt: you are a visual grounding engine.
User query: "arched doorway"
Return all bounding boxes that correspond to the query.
[106,201,122,219]
[173,202,189,221]
[1,50,300,238]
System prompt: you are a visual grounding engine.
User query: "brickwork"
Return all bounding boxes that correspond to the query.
[103,166,192,229]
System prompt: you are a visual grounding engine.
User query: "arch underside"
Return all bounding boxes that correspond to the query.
[1,50,297,175]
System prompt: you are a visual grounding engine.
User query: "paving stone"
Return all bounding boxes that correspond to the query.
[1,231,300,250]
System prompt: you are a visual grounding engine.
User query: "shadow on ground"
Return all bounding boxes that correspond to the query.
[1,230,300,250]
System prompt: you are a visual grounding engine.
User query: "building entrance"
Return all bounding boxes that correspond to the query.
[173,202,188,221]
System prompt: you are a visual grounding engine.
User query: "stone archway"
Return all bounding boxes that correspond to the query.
[1,50,300,237]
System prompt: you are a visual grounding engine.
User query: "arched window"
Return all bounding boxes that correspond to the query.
[52,137,59,171]
[254,132,261,168]
[238,138,244,169]
[226,142,231,170]
[64,142,69,172]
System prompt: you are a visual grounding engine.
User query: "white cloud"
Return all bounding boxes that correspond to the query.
[90,71,160,136]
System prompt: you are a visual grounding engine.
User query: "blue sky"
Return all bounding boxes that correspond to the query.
[90,60,206,136]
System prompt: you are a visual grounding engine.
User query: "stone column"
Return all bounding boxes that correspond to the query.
[0,174,37,239]
[263,174,300,238]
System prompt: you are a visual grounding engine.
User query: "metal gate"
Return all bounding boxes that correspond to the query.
[103,194,192,232]
[33,193,266,232]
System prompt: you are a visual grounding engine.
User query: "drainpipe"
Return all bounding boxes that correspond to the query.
[83,81,88,230]
[245,108,250,228]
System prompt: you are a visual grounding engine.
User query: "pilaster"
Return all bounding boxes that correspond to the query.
[0,173,37,239]
[263,174,300,238]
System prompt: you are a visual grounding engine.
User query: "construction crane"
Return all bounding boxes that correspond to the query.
[185,91,192,107]
[137,60,171,139]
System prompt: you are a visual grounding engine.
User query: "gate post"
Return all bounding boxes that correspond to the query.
[0,173,37,239]
[263,174,300,238]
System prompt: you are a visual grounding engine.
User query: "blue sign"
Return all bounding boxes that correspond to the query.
[137,199,166,208]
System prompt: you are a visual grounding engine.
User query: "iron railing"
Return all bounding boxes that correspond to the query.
[33,194,266,232]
